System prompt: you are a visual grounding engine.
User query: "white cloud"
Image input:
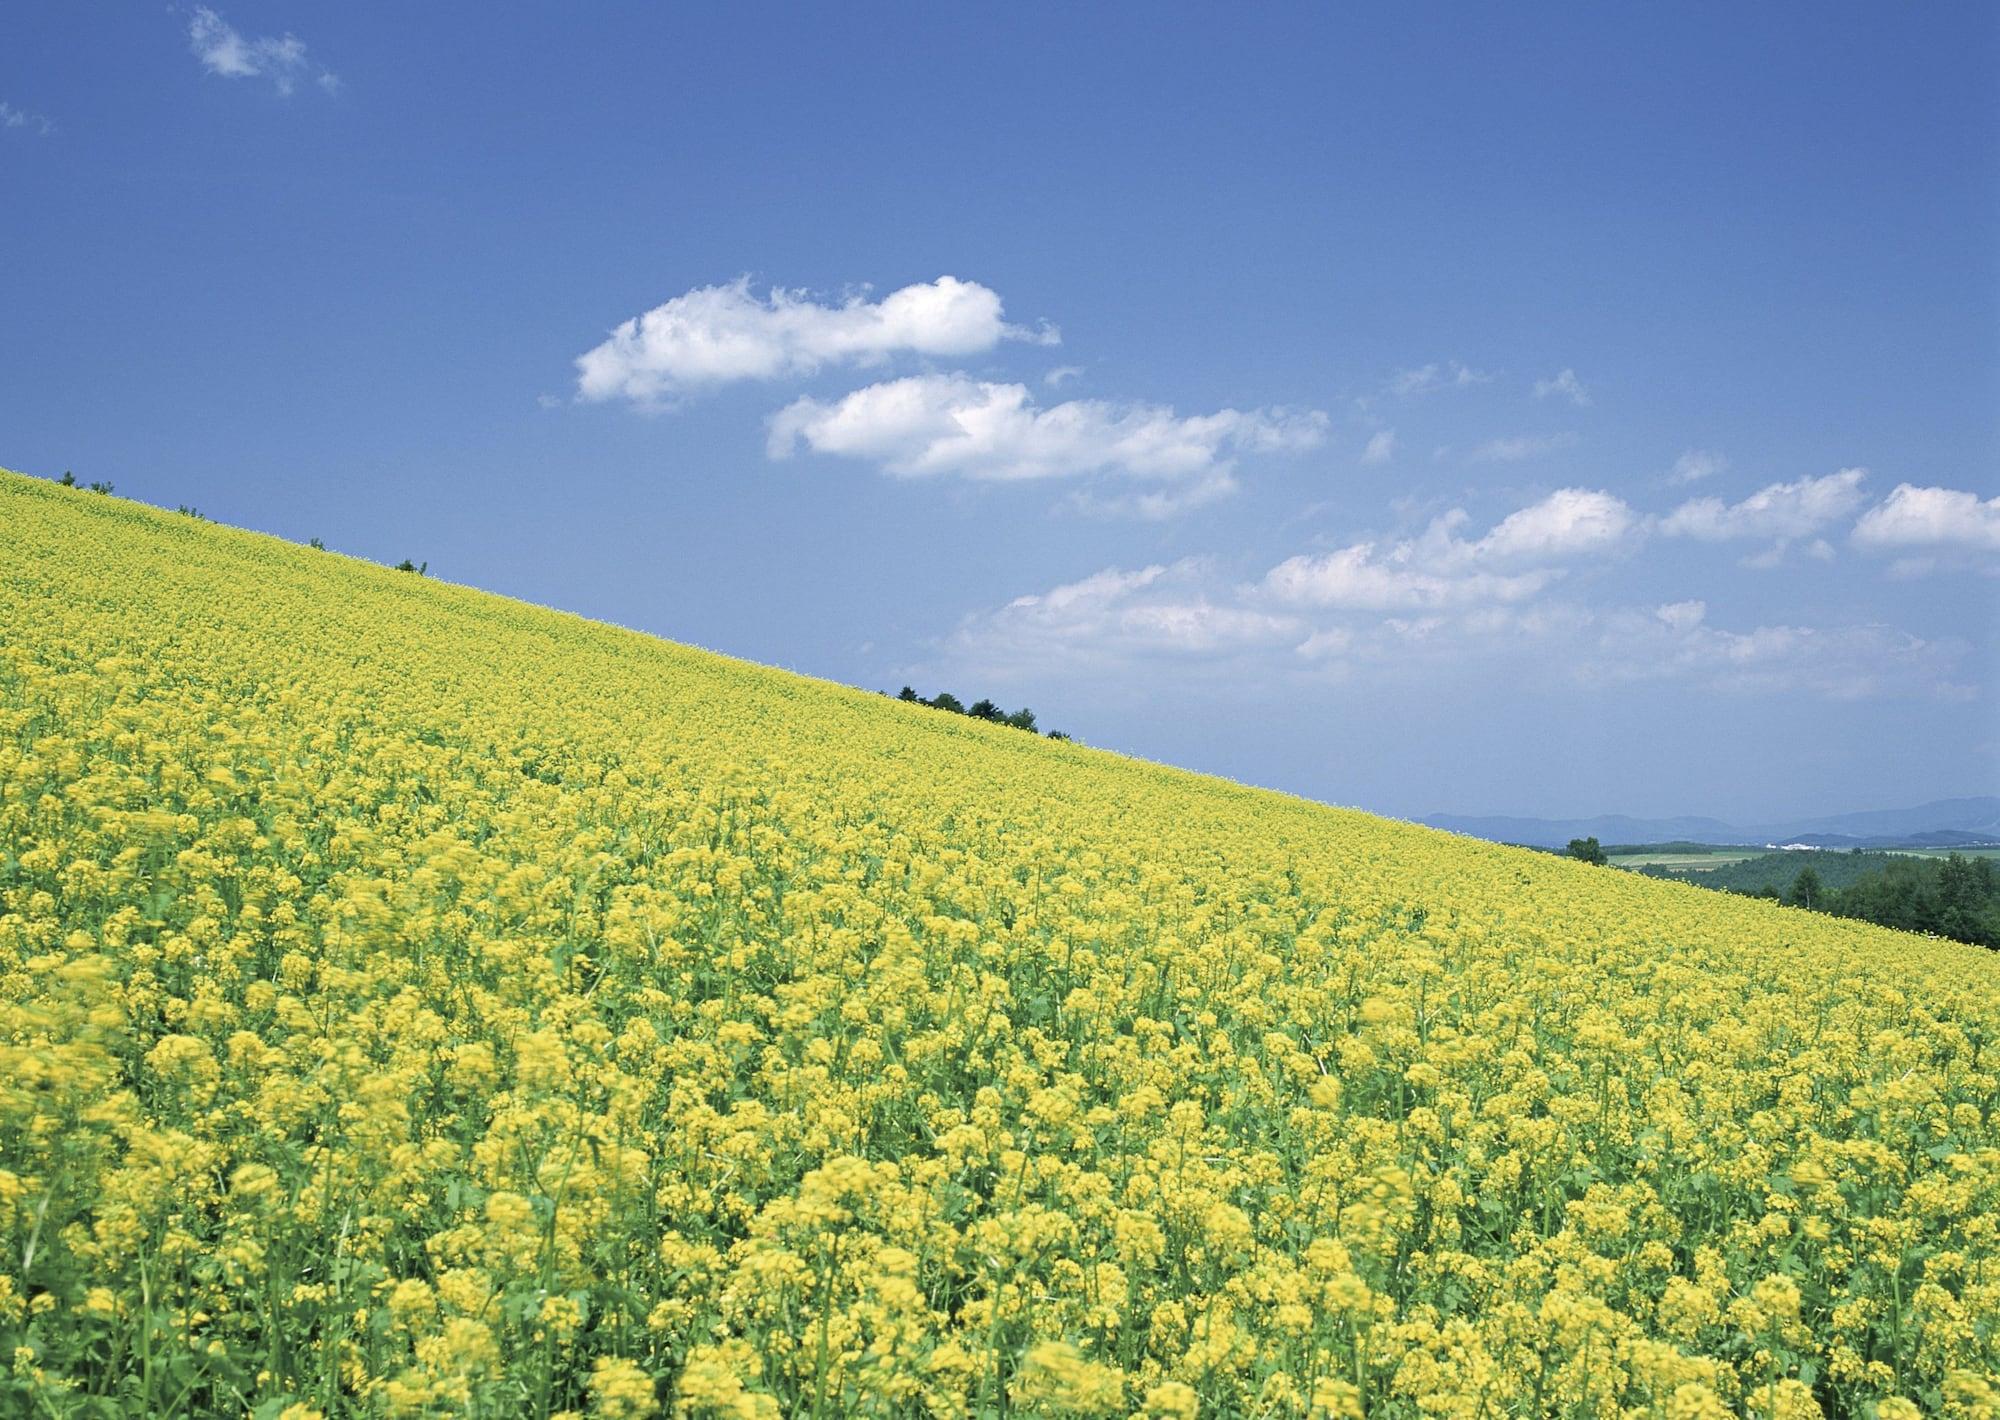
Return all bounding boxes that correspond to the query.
[1533,369,1591,406]
[0,101,55,136]
[1669,449,1728,484]
[941,553,1959,702]
[1468,431,1578,463]
[1065,478,1243,521]
[1329,599,1962,700]
[1295,627,1354,660]
[1661,468,1867,559]
[1655,600,1706,632]
[188,7,337,96]
[1585,609,1965,700]
[1851,484,2000,571]
[926,475,1964,701]
[768,372,1327,516]
[1263,488,1635,611]
[1043,365,1083,388]
[942,560,1302,672]
[1263,542,1558,612]
[1478,487,1636,562]
[1360,429,1397,465]
[1388,362,1492,397]
[575,276,1054,406]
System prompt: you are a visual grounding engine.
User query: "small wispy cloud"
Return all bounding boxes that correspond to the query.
[1468,431,1578,463]
[1043,365,1083,389]
[1668,449,1728,484]
[1264,488,1638,613]
[188,7,339,96]
[0,101,55,137]
[1388,361,1492,397]
[941,559,1304,674]
[1533,368,1591,407]
[1360,429,1397,465]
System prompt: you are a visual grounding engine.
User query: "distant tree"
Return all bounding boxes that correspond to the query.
[1787,865,1823,910]
[1933,853,1998,946]
[58,470,75,486]
[87,480,114,494]
[308,538,325,551]
[394,559,427,575]
[890,687,1060,739]
[1567,836,1608,866]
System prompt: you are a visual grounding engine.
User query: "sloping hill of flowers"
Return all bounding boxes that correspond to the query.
[1,468,1995,1418]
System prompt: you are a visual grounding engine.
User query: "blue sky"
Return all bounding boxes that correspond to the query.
[3,2,1995,822]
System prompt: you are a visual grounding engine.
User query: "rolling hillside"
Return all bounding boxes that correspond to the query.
[3,469,1996,1417]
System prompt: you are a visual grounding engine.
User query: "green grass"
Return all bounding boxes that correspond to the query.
[1607,849,1764,871]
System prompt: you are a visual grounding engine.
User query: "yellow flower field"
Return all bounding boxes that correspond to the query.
[1,467,1995,1418]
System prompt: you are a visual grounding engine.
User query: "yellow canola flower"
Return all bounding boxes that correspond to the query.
[2,467,1998,1417]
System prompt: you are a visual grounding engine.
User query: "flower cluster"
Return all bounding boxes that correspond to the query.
[2,469,1997,1417]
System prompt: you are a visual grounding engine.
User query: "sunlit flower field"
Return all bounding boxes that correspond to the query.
[1,468,1995,1418]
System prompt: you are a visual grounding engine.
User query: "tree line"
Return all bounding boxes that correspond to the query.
[1575,833,1997,949]
[895,687,1068,741]
[1749,853,2000,949]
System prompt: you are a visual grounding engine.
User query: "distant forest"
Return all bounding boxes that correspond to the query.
[1643,851,2000,949]
[895,687,1068,741]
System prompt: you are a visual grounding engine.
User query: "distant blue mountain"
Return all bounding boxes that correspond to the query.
[1422,796,2000,850]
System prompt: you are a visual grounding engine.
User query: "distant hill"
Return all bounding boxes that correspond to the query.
[1425,796,2000,850]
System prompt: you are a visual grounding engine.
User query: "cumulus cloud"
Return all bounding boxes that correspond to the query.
[1479,487,1637,562]
[1388,362,1492,397]
[188,7,337,95]
[1851,484,2000,572]
[1360,429,1396,465]
[1263,488,1635,611]
[1533,369,1591,406]
[575,276,1054,406]
[1669,449,1728,484]
[1661,468,1867,563]
[768,373,1327,516]
[1468,431,1579,464]
[0,101,55,136]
